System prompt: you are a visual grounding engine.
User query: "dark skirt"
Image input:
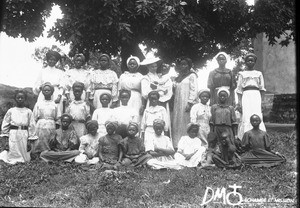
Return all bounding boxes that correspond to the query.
[241,149,286,167]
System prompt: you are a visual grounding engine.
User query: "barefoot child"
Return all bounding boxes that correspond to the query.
[190,89,211,146]
[174,123,206,168]
[241,114,285,167]
[40,113,80,162]
[66,82,91,138]
[0,90,37,164]
[98,121,123,169]
[32,83,61,159]
[75,120,101,164]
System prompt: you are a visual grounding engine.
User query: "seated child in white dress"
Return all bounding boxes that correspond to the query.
[174,123,206,168]
[75,120,100,164]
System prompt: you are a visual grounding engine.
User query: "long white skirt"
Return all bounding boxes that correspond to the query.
[238,90,266,139]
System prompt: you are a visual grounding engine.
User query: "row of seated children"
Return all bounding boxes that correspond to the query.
[0,83,285,169]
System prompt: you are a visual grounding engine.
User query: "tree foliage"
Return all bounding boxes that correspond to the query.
[1,0,295,68]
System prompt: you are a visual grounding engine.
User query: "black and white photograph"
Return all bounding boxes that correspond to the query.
[0,0,297,207]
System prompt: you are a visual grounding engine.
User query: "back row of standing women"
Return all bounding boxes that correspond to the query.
[2,50,284,168]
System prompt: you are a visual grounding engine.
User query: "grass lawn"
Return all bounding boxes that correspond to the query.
[0,129,297,208]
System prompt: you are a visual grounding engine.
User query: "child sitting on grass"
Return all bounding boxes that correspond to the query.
[174,123,206,168]
[145,119,181,170]
[0,89,37,164]
[211,131,241,169]
[119,122,146,166]
[240,114,285,167]
[40,113,80,162]
[75,120,100,164]
[98,121,123,170]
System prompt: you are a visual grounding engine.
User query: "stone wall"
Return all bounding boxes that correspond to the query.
[254,33,296,123]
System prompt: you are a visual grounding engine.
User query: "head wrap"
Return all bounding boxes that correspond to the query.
[215,52,229,60]
[127,121,139,131]
[74,53,85,62]
[14,89,28,100]
[153,119,165,128]
[72,81,85,90]
[100,93,112,101]
[105,120,118,129]
[148,91,160,99]
[85,120,98,130]
[244,53,257,62]
[119,89,131,98]
[217,86,230,97]
[140,57,161,66]
[127,55,140,68]
[42,82,54,93]
[46,50,61,62]
[186,123,200,133]
[99,53,111,61]
[61,113,73,122]
[198,88,211,98]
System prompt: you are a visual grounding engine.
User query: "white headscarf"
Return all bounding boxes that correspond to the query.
[126,55,141,68]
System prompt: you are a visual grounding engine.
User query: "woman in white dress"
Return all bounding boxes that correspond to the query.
[34,50,64,113]
[118,56,144,120]
[172,57,198,148]
[236,53,266,139]
[90,54,118,109]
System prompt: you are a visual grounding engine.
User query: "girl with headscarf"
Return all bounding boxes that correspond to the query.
[118,56,144,120]
[90,53,119,109]
[190,89,211,146]
[140,57,173,136]
[32,83,61,158]
[207,52,236,106]
[64,53,91,104]
[172,56,198,148]
[209,87,238,152]
[98,121,123,169]
[236,53,266,139]
[34,50,65,113]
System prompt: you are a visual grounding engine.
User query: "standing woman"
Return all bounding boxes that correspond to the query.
[207,52,236,106]
[34,50,64,113]
[236,53,266,139]
[172,57,198,149]
[64,53,91,104]
[118,56,144,120]
[90,54,119,109]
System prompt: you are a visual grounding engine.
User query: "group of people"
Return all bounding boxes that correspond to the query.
[0,50,285,170]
